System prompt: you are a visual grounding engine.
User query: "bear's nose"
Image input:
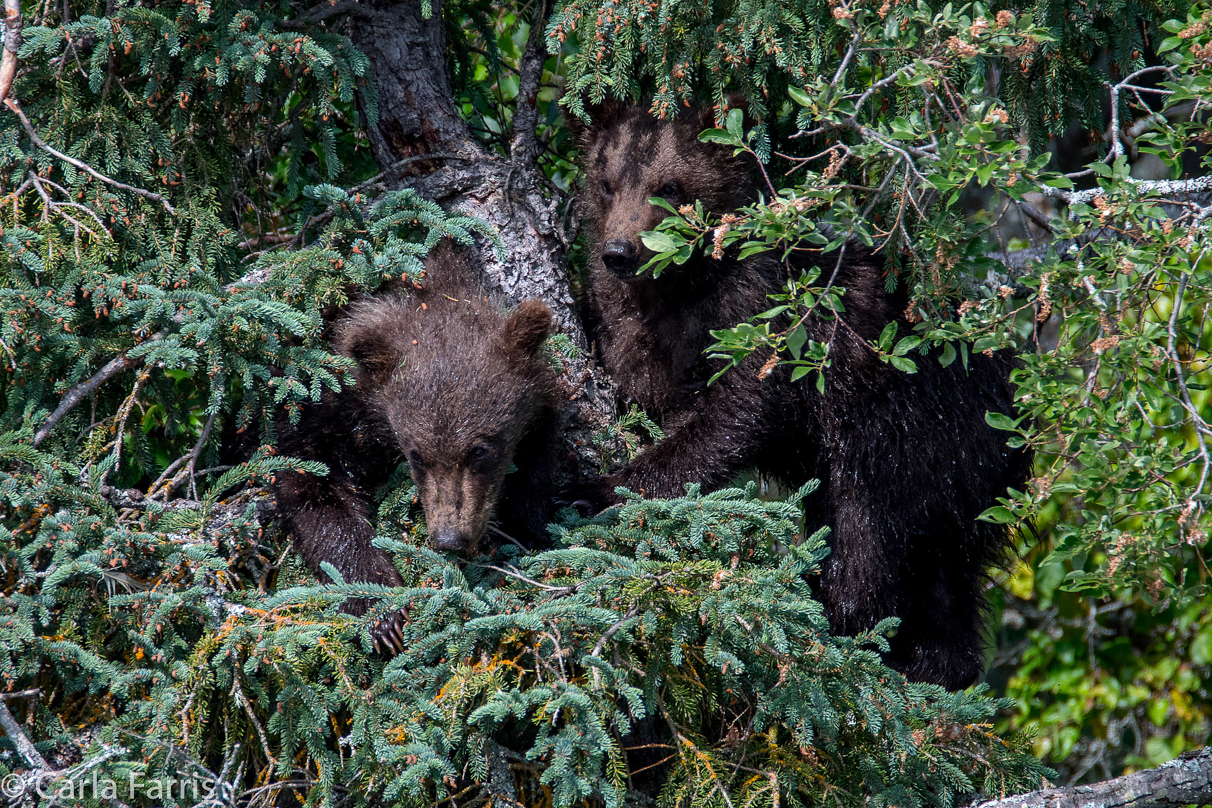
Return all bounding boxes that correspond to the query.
[430,527,470,554]
[601,239,638,276]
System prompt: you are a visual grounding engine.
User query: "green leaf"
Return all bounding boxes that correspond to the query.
[640,231,680,253]
[726,107,745,140]
[977,506,1017,524]
[1157,35,1183,53]
[648,196,680,214]
[699,129,738,145]
[738,243,773,260]
[757,306,790,319]
[788,85,811,107]
[1192,630,1212,665]
[973,336,1001,353]
[985,411,1022,431]
[786,325,807,359]
[889,356,918,373]
[877,322,897,352]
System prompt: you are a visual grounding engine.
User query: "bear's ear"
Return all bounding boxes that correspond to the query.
[563,94,628,147]
[334,306,407,381]
[500,299,553,361]
[697,93,757,131]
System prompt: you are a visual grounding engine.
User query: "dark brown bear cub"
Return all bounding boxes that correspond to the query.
[273,242,561,652]
[571,103,1031,690]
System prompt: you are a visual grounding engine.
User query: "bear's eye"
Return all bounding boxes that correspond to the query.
[658,180,681,199]
[408,450,426,471]
[599,179,613,198]
[469,445,491,463]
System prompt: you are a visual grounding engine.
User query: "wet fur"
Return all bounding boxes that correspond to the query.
[573,104,1032,690]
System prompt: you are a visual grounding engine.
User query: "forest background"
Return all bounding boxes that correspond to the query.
[0,0,1210,805]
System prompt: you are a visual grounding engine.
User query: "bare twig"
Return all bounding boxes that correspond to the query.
[33,352,138,446]
[1064,65,1178,179]
[829,20,862,88]
[1165,272,1212,497]
[591,605,640,657]
[4,97,177,215]
[185,408,219,499]
[28,171,110,238]
[473,563,579,594]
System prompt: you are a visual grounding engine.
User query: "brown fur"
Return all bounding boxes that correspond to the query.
[571,104,1032,690]
[273,241,561,651]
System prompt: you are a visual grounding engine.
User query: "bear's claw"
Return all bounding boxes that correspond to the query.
[370,609,409,656]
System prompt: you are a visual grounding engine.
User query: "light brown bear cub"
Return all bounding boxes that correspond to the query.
[273,241,561,652]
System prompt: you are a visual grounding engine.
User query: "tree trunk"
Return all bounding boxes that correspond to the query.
[348,0,583,343]
[345,0,612,474]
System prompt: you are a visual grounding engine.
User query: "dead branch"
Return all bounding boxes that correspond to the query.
[32,352,139,447]
[4,96,177,216]
[0,0,19,106]
[0,691,50,771]
[973,748,1212,808]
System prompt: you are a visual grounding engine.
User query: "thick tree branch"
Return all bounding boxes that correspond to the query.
[1041,175,1212,207]
[0,691,49,771]
[508,0,552,167]
[283,0,375,28]
[973,748,1212,808]
[348,0,591,347]
[0,0,20,106]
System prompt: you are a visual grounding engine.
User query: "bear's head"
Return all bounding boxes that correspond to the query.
[570,99,758,280]
[336,285,553,556]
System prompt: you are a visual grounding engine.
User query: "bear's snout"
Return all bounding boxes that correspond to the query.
[429,526,474,554]
[601,238,639,277]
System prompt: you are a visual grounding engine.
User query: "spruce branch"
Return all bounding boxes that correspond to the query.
[4,96,177,216]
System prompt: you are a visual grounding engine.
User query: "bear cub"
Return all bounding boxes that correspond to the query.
[571,102,1032,690]
[273,241,561,652]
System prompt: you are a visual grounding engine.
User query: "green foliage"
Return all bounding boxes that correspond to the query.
[991,552,1212,779]
[549,0,1185,148]
[3,0,1210,801]
[557,0,1212,606]
[1,482,1050,806]
[554,0,1212,782]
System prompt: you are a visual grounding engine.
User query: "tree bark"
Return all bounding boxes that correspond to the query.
[973,748,1212,808]
[340,0,613,476]
[347,0,583,344]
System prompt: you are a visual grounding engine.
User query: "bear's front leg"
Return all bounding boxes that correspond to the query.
[274,467,410,654]
[273,396,409,655]
[578,365,782,506]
